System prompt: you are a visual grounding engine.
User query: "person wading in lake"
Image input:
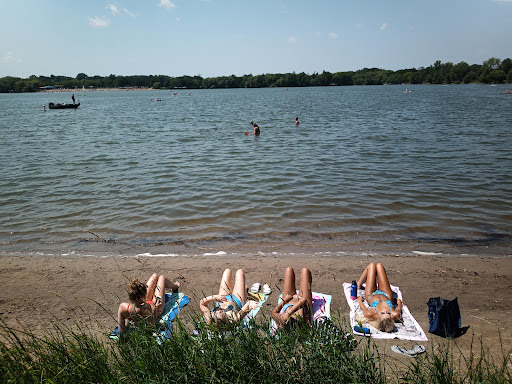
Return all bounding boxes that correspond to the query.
[250,121,260,136]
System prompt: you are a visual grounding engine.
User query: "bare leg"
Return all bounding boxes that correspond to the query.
[218,268,233,296]
[375,263,393,298]
[154,275,180,312]
[283,267,297,297]
[298,267,313,324]
[146,273,159,301]
[358,263,377,298]
[232,269,247,304]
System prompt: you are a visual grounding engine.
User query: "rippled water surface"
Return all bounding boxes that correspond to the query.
[1,85,511,256]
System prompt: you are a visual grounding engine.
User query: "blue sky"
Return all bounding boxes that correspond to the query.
[1,0,511,78]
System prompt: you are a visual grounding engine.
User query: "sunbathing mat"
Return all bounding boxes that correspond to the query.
[242,291,270,327]
[342,282,427,341]
[270,291,332,336]
[110,292,190,343]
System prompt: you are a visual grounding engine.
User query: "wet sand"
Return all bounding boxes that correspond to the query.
[1,250,511,364]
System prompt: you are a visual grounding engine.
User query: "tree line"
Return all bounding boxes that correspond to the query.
[1,57,511,93]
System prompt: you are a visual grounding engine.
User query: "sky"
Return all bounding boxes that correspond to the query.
[1,0,512,79]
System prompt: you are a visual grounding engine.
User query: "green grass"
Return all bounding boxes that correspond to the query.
[1,316,510,384]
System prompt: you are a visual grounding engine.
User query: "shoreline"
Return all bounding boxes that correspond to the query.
[1,251,511,360]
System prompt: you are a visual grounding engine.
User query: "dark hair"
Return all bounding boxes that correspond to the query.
[128,278,147,303]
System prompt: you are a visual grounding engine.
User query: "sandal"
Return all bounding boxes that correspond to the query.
[262,284,272,295]
[391,345,426,358]
[250,283,261,293]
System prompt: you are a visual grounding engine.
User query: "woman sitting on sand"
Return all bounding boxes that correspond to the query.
[356,262,402,332]
[117,273,181,334]
[272,267,313,329]
[200,268,258,325]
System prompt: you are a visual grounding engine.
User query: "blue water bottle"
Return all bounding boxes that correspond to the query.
[350,280,357,300]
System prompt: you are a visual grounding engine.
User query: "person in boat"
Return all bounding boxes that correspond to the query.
[200,268,258,326]
[295,117,299,126]
[355,262,402,332]
[71,94,75,104]
[271,267,313,330]
[117,273,181,334]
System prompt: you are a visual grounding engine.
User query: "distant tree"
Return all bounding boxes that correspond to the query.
[453,61,469,83]
[463,71,477,83]
[483,57,501,70]
[76,73,88,80]
[499,58,512,75]
[489,69,506,84]
[506,69,512,83]
[153,82,161,89]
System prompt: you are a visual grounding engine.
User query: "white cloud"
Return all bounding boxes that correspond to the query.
[380,23,388,31]
[1,51,22,64]
[328,32,338,39]
[108,4,119,15]
[176,17,181,22]
[124,8,136,18]
[158,0,176,10]
[355,23,364,30]
[89,16,110,27]
[288,36,297,44]
[492,0,512,2]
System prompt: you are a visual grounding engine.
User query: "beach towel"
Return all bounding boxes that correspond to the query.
[110,292,190,343]
[343,282,427,341]
[270,291,332,336]
[242,291,270,327]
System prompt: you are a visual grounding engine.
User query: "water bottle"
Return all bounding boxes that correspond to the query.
[350,280,357,300]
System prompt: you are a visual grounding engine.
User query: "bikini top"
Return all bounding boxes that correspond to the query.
[281,303,294,314]
[369,290,394,310]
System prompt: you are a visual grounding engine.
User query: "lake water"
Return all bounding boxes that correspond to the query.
[1,85,511,257]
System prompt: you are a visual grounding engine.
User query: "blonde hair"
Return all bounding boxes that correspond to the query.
[356,314,395,333]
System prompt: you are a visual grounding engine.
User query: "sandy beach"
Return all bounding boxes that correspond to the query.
[1,249,511,364]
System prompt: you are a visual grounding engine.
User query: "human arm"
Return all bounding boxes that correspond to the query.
[271,294,293,325]
[271,295,307,326]
[117,303,130,334]
[391,298,403,321]
[199,295,224,324]
[232,301,259,322]
[357,296,376,319]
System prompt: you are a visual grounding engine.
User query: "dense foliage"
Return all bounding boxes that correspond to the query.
[1,57,511,93]
[1,317,511,384]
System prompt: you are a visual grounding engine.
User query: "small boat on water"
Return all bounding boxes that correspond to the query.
[48,102,80,109]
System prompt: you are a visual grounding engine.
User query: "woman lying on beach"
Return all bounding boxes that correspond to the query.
[199,268,258,325]
[117,273,181,334]
[356,262,402,332]
[271,267,313,329]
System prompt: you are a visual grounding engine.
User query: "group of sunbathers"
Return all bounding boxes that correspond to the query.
[117,262,402,335]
